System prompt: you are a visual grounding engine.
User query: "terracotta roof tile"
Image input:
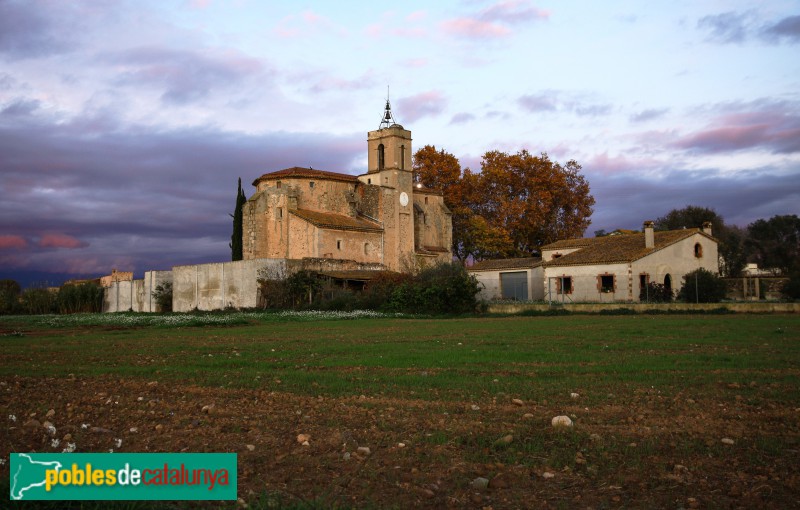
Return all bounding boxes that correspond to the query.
[543,229,712,267]
[290,208,383,233]
[469,257,542,271]
[253,167,358,186]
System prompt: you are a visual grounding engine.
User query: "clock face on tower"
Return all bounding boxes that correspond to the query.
[399,192,409,207]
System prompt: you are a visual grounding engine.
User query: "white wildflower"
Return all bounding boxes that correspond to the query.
[114,438,123,448]
[51,438,60,448]
[81,423,89,429]
[8,414,16,422]
[45,424,56,435]
[62,443,76,453]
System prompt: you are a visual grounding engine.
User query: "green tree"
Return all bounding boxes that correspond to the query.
[655,206,746,277]
[151,282,173,312]
[746,214,800,274]
[229,177,247,261]
[0,279,21,314]
[677,268,728,303]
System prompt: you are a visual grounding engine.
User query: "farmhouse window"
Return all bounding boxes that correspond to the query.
[556,276,573,294]
[276,207,283,220]
[598,274,615,293]
[336,240,342,250]
[309,181,315,189]
[276,181,282,189]
[694,243,703,258]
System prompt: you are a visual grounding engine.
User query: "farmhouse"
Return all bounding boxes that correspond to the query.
[472,221,719,303]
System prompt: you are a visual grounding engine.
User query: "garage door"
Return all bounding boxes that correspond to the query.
[500,271,528,300]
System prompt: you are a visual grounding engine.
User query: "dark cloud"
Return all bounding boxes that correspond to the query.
[761,15,800,43]
[697,11,752,43]
[630,108,669,123]
[671,100,800,154]
[0,104,363,280]
[573,103,613,117]
[108,46,265,104]
[0,0,75,59]
[0,98,41,116]
[587,169,800,232]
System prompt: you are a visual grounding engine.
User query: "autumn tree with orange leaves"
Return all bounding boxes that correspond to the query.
[413,145,594,262]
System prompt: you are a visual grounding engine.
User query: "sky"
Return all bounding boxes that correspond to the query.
[1,0,799,286]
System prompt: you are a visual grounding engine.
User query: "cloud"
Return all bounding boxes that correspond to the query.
[108,46,264,104]
[289,69,377,94]
[1,98,41,117]
[630,108,669,123]
[0,104,364,279]
[0,235,27,249]
[697,11,753,43]
[0,1,79,59]
[450,112,476,124]
[396,91,446,122]
[672,100,800,154]
[518,93,558,112]
[274,10,347,38]
[441,0,548,40]
[518,91,612,117]
[38,234,88,249]
[761,15,800,43]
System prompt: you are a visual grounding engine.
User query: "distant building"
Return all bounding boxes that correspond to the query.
[469,221,719,302]
[100,269,133,287]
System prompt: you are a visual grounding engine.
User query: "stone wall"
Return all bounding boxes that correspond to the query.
[103,270,172,312]
[172,258,286,312]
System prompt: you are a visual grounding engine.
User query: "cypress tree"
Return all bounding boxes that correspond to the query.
[230,177,247,261]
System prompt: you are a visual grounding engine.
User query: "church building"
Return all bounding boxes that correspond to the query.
[241,101,453,272]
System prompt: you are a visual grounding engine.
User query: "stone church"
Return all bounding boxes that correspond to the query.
[242,101,453,272]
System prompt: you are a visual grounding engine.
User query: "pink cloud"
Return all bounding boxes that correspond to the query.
[186,0,211,10]
[441,18,510,39]
[402,57,428,68]
[39,234,88,249]
[0,235,27,249]
[481,1,550,23]
[396,91,447,122]
[406,11,427,22]
[274,10,346,38]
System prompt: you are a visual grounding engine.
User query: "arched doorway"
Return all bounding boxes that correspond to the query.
[664,274,672,294]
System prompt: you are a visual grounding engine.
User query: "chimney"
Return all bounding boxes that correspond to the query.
[702,221,712,236]
[643,221,655,249]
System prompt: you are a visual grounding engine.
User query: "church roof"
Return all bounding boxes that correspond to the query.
[542,229,713,267]
[290,208,383,233]
[469,257,542,271]
[253,167,359,186]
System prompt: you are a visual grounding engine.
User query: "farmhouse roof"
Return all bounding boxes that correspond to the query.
[290,208,383,233]
[470,257,543,271]
[542,229,714,267]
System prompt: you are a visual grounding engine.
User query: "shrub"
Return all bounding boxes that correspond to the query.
[57,282,104,314]
[639,282,673,303]
[677,268,728,303]
[151,281,173,312]
[0,279,21,314]
[20,286,58,315]
[387,262,481,314]
[782,273,800,300]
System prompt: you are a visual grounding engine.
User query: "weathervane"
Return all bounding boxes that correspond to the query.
[378,86,397,129]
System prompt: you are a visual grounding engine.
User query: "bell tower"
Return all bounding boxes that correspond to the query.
[360,96,415,271]
[367,99,412,177]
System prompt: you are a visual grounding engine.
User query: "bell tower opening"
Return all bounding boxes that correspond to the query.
[366,96,412,175]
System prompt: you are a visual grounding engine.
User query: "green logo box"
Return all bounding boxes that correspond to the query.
[10,453,237,501]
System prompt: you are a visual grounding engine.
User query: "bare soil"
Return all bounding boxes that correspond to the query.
[3,374,799,509]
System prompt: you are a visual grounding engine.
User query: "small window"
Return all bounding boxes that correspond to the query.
[557,276,572,294]
[378,143,385,170]
[309,181,315,189]
[424,196,428,204]
[552,253,562,259]
[367,178,371,184]
[276,181,282,189]
[336,240,342,250]
[694,243,703,258]
[276,207,283,219]
[639,274,649,289]
[599,274,615,293]
[364,243,369,255]
[400,144,405,169]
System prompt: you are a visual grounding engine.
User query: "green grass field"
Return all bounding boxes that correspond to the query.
[2,312,798,405]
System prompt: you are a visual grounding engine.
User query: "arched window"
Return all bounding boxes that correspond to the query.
[664,274,672,294]
[400,145,405,169]
[378,144,385,170]
[694,243,703,258]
